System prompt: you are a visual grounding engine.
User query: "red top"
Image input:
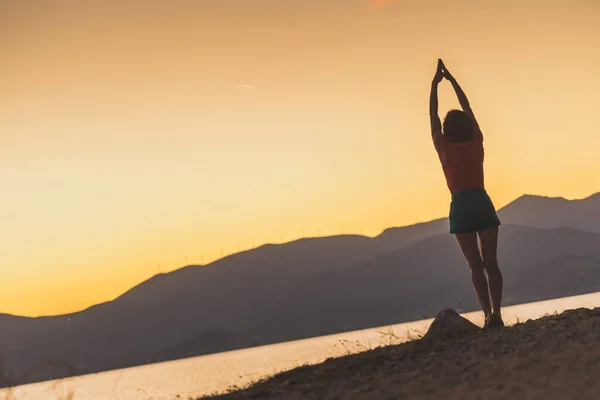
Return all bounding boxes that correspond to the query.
[441,129,484,194]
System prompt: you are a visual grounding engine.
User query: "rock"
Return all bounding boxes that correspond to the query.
[423,308,481,341]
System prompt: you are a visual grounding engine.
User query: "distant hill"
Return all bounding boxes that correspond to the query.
[375,192,600,242]
[372,218,448,253]
[261,225,600,341]
[499,193,600,233]
[0,192,598,386]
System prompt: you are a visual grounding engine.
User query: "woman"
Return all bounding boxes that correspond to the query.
[429,59,504,329]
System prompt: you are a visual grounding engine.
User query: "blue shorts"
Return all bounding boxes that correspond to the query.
[449,188,501,234]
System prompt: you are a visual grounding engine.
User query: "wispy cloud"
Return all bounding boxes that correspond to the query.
[234,84,257,90]
[368,0,396,10]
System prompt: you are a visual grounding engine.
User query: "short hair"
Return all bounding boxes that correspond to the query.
[443,109,474,143]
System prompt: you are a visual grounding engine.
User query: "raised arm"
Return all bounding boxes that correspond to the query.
[430,60,444,153]
[440,60,482,137]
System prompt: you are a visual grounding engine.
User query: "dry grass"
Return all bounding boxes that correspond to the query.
[201,307,600,400]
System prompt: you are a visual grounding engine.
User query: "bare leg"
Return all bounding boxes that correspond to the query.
[478,226,503,316]
[455,233,492,318]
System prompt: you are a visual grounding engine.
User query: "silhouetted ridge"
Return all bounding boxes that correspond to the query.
[499,192,600,233]
[583,192,600,201]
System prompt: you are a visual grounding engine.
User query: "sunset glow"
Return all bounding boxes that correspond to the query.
[2,0,600,316]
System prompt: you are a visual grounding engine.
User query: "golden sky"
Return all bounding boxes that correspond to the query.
[2,0,600,316]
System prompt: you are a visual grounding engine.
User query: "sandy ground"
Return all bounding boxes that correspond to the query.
[202,307,600,400]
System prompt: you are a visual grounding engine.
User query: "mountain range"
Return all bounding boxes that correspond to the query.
[1,192,599,386]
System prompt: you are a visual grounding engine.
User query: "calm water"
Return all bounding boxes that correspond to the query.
[4,292,600,400]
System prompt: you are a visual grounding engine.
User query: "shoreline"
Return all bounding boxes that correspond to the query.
[202,306,600,400]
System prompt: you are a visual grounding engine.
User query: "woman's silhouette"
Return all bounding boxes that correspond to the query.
[429,59,504,329]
